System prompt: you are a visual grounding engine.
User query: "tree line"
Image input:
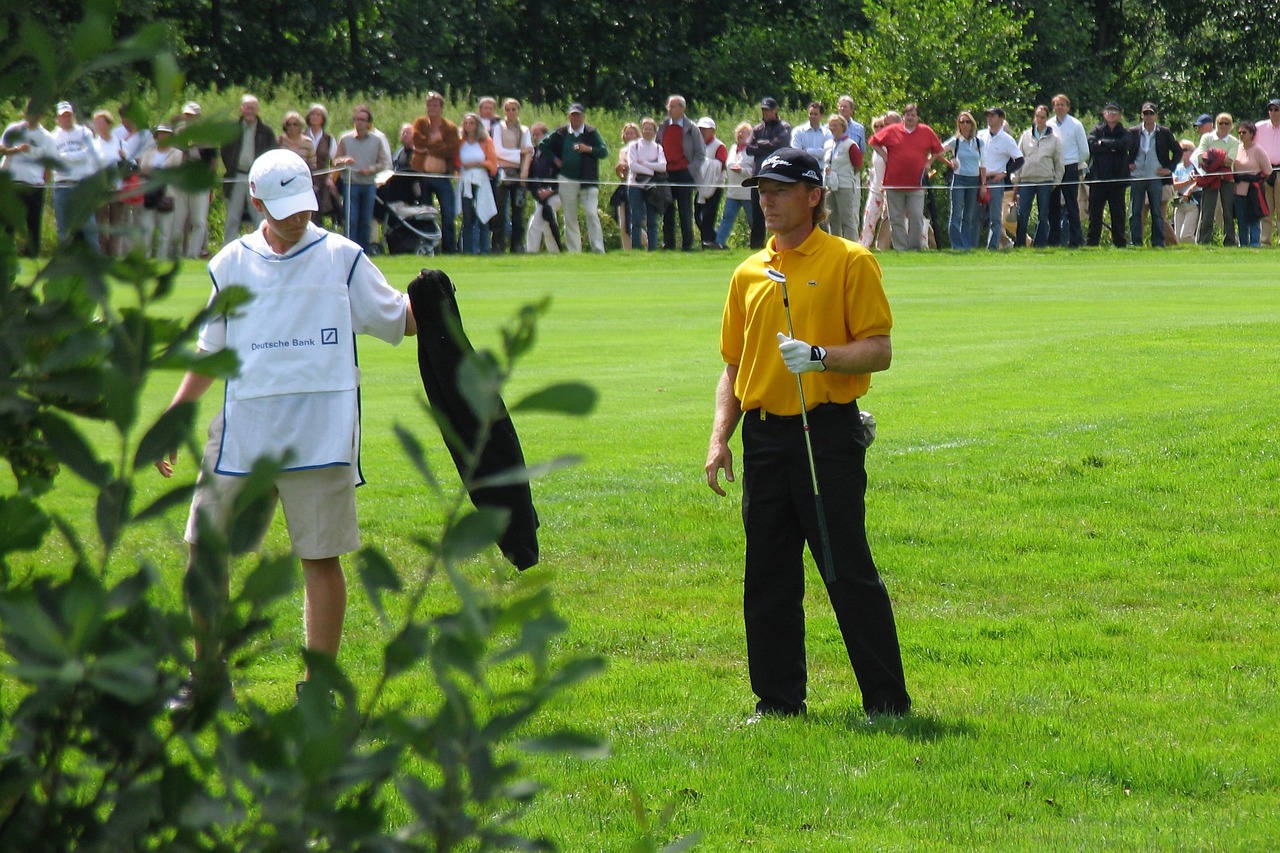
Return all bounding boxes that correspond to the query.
[9,0,1280,125]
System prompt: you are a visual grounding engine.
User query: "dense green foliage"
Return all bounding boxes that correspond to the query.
[792,0,1033,132]
[6,0,1280,118]
[0,8,639,851]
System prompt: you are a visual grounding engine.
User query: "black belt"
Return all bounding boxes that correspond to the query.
[749,401,856,422]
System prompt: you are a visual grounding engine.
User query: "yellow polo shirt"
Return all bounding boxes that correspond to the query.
[719,228,892,415]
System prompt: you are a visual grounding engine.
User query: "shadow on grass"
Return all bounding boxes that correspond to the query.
[812,708,975,742]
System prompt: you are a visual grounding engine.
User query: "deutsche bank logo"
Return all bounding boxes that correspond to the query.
[321,328,338,345]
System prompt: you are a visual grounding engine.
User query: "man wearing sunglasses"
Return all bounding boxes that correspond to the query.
[1192,113,1240,246]
[1086,103,1132,248]
[1126,102,1180,247]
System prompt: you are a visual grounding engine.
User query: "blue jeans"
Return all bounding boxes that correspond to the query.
[460,192,491,255]
[347,182,376,253]
[1235,195,1261,246]
[948,174,980,249]
[1016,183,1052,247]
[1048,163,1084,247]
[53,184,100,249]
[715,196,752,246]
[1129,177,1166,247]
[627,186,660,250]
[419,176,457,253]
[984,179,1007,249]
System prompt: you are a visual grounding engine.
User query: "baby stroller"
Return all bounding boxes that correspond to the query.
[375,170,442,256]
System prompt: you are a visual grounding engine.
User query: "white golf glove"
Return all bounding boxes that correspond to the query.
[777,332,826,373]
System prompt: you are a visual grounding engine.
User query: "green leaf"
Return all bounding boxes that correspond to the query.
[499,298,550,362]
[0,591,68,663]
[660,832,704,852]
[152,50,182,107]
[37,327,110,372]
[546,656,607,692]
[384,623,430,679]
[132,482,195,523]
[236,553,296,608]
[31,367,105,406]
[510,383,598,415]
[393,423,440,492]
[102,364,139,432]
[60,568,107,651]
[357,548,402,625]
[133,402,196,470]
[156,347,239,377]
[95,479,132,551]
[457,351,503,422]
[209,284,254,316]
[425,402,470,465]
[228,457,283,555]
[518,731,611,760]
[0,495,51,554]
[70,0,115,60]
[108,566,154,611]
[86,648,161,703]
[36,411,112,486]
[439,508,508,564]
[469,455,582,490]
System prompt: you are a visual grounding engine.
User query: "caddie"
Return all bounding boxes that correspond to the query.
[157,148,417,704]
[704,147,910,722]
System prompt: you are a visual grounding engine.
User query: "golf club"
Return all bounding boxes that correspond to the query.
[766,267,837,585]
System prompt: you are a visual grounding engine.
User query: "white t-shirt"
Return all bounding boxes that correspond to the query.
[977,127,1022,175]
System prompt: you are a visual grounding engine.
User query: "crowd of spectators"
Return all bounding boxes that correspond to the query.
[6,90,1280,258]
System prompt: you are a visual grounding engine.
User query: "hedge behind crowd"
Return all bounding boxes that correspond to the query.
[10,0,1280,123]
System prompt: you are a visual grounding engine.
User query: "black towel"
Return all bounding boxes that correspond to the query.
[406,269,539,570]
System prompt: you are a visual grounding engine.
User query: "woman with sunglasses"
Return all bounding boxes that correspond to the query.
[278,111,316,172]
[1192,113,1240,246]
[1233,120,1270,247]
[942,111,985,249]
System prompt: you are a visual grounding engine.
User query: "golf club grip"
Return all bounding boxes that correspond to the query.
[780,281,796,337]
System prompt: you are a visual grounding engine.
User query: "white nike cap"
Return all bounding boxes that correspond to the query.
[248,149,318,219]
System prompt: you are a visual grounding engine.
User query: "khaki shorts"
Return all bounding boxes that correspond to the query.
[184,412,361,560]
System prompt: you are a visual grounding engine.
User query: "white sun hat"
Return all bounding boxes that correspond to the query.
[248,149,318,219]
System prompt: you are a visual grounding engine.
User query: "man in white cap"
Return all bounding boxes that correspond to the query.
[51,100,102,248]
[176,101,218,258]
[155,149,418,705]
[695,116,727,248]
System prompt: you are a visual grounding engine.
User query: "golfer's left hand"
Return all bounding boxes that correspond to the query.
[777,333,826,373]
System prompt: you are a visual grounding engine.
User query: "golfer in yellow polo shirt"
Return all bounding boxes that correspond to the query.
[705,147,910,722]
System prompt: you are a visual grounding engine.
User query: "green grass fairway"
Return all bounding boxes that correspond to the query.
[8,246,1279,850]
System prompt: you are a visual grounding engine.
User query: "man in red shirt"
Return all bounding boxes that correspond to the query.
[869,103,947,250]
[658,94,706,251]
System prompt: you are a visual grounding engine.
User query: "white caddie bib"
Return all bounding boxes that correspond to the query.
[209,228,364,477]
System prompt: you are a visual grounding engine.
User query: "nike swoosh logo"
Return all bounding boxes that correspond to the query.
[281,176,298,186]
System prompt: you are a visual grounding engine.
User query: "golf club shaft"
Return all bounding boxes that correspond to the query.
[780,279,837,585]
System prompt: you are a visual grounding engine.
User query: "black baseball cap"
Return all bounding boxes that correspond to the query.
[743,147,823,187]
[760,97,779,110]
[985,106,1005,118]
